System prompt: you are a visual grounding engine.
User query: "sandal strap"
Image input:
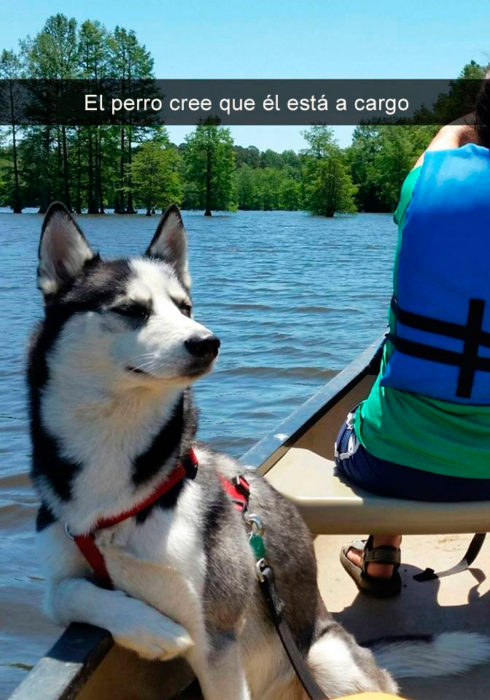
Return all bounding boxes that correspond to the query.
[364,545,401,567]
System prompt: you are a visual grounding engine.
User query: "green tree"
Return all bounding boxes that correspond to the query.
[346,126,382,212]
[183,124,236,215]
[22,14,79,211]
[233,145,261,169]
[108,26,154,213]
[17,127,47,206]
[1,14,161,213]
[78,19,110,213]
[130,135,182,215]
[260,149,284,169]
[348,125,434,211]
[234,162,302,211]
[280,149,302,171]
[302,126,357,217]
[373,127,431,210]
[0,50,23,212]
[279,173,301,210]
[428,60,489,124]
[0,145,11,206]
[235,164,256,210]
[254,167,284,210]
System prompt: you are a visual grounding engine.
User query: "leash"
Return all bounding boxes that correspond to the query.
[414,532,486,582]
[257,562,327,700]
[221,474,328,700]
[66,448,199,589]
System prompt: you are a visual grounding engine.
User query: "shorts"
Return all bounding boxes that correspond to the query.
[334,412,490,502]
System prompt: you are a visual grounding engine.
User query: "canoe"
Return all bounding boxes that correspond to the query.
[9,337,490,699]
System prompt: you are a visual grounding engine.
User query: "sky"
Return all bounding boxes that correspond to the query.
[2,0,490,151]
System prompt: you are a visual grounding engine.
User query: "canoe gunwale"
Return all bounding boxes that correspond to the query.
[9,623,112,700]
[241,335,384,475]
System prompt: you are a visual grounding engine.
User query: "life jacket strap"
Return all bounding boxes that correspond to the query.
[390,297,488,398]
[391,297,490,347]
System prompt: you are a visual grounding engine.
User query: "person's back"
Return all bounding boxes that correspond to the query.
[355,144,490,482]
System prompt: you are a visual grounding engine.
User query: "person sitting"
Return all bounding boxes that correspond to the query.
[336,81,490,597]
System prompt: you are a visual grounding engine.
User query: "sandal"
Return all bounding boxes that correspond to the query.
[340,536,402,598]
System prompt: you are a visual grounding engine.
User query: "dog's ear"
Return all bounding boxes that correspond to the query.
[145,204,190,290]
[38,202,96,298]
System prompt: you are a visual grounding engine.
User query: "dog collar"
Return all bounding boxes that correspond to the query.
[71,447,198,588]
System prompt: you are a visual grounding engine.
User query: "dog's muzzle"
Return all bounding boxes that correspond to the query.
[185,334,220,362]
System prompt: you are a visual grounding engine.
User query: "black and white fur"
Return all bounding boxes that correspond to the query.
[29,203,490,699]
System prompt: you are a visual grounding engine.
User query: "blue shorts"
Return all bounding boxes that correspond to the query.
[335,413,490,502]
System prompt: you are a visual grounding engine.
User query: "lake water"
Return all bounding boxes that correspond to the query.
[0,209,396,697]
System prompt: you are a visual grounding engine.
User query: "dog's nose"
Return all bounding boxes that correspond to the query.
[185,334,220,360]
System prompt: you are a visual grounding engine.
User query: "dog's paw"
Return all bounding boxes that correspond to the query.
[111,596,193,661]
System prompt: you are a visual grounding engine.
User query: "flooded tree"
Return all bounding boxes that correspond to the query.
[302,126,357,217]
[0,50,23,213]
[108,27,154,214]
[183,124,235,215]
[130,133,182,215]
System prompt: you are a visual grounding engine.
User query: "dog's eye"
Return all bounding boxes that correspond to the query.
[179,302,192,318]
[112,302,151,321]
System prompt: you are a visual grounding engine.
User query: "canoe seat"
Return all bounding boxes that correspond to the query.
[265,448,490,535]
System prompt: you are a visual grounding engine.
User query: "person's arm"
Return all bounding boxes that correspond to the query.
[413,121,477,169]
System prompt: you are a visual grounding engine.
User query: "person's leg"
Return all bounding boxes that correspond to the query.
[335,411,490,592]
[344,535,402,578]
[335,412,490,502]
[335,416,401,586]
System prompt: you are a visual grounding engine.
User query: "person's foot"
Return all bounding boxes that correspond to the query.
[340,535,402,597]
[345,535,402,579]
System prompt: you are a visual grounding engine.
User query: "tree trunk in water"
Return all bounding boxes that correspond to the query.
[205,141,212,216]
[126,126,136,214]
[96,126,104,214]
[93,128,103,213]
[9,80,21,213]
[39,126,51,214]
[75,127,82,214]
[11,123,21,213]
[61,126,72,211]
[115,127,126,213]
[56,127,64,204]
[87,128,97,214]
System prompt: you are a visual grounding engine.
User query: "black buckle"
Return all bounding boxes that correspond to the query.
[233,475,250,500]
[182,453,198,480]
[232,498,247,512]
[414,567,437,582]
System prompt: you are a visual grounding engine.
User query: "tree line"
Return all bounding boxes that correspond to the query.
[0,16,486,216]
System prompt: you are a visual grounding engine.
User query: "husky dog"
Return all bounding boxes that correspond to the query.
[29,203,490,700]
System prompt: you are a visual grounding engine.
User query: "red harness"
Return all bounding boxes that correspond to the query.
[71,449,250,588]
[219,473,250,513]
[72,448,199,588]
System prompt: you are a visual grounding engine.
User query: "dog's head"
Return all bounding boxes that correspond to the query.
[36,202,220,391]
